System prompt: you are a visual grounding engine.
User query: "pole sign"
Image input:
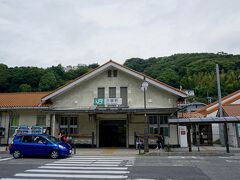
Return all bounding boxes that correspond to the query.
[94,98,105,105]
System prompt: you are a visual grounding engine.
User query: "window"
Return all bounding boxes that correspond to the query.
[113,70,118,77]
[36,115,46,126]
[59,116,78,135]
[107,70,112,77]
[22,136,33,143]
[160,115,168,124]
[60,117,68,134]
[33,136,47,144]
[70,117,78,134]
[149,116,158,134]
[10,115,19,137]
[120,87,128,106]
[98,88,105,98]
[148,115,169,136]
[109,87,116,98]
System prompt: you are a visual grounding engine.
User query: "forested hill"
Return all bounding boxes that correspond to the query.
[0,53,240,103]
[124,53,240,103]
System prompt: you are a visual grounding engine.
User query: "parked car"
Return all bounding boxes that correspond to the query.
[9,134,72,159]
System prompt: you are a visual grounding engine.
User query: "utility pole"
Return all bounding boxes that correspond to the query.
[142,77,149,153]
[216,64,229,153]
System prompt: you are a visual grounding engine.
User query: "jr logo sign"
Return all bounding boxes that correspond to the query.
[94,98,105,105]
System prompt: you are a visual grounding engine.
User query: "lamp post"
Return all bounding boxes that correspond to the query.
[141,78,149,153]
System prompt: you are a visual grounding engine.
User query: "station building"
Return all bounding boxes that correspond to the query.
[0,60,187,147]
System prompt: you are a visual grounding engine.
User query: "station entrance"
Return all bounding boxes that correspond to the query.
[99,120,126,147]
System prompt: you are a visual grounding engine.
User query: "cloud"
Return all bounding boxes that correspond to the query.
[0,0,239,67]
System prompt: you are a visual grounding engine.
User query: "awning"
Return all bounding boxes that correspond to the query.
[44,107,178,114]
[169,116,240,124]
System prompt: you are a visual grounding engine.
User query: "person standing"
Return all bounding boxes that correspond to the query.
[136,136,141,150]
[156,134,163,149]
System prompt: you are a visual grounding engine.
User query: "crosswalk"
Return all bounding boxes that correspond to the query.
[1,155,135,179]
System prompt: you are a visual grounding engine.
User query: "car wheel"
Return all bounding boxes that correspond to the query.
[50,150,59,159]
[13,150,21,159]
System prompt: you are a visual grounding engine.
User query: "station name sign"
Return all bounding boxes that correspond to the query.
[94,98,122,106]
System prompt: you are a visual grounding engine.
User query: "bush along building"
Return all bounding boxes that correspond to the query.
[0,60,187,148]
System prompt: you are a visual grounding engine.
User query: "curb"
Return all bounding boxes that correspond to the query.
[145,152,240,156]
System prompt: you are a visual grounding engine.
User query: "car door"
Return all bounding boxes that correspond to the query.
[32,135,50,156]
[20,135,34,155]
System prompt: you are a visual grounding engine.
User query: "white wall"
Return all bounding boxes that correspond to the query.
[50,69,179,109]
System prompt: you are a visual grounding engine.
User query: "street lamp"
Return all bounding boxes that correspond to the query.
[141,78,149,153]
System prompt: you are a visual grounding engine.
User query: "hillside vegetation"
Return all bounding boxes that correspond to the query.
[0,53,240,103]
[124,53,240,103]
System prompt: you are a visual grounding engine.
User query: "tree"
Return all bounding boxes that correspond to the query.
[39,72,57,91]
[0,64,8,91]
[19,84,32,92]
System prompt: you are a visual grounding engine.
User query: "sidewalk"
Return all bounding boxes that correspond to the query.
[1,145,240,156]
[147,145,240,156]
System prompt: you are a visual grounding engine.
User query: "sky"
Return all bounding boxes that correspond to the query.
[0,0,240,67]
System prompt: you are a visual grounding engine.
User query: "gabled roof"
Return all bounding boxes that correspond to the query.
[223,104,240,116]
[196,89,240,116]
[0,92,50,108]
[42,60,186,101]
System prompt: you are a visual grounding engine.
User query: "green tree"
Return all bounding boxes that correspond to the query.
[39,72,57,91]
[19,84,32,92]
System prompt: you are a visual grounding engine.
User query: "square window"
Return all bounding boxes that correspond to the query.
[113,70,118,77]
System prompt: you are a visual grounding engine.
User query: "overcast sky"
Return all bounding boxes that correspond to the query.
[0,0,240,67]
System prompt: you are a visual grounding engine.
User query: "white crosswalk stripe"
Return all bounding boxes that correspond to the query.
[0,155,134,179]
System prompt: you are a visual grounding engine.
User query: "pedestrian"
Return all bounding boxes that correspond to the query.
[136,136,141,150]
[156,134,163,150]
[58,132,63,141]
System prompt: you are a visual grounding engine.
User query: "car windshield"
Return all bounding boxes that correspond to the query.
[47,135,60,143]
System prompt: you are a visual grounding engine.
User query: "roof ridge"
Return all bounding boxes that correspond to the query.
[196,89,240,113]
[0,92,50,94]
[43,60,186,100]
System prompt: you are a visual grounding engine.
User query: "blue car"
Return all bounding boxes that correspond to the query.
[9,134,72,159]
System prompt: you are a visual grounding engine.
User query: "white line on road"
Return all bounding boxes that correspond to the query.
[0,157,12,162]
[226,160,240,163]
[1,178,57,180]
[53,161,121,164]
[68,157,122,160]
[167,156,185,159]
[39,166,128,170]
[58,159,123,162]
[15,173,128,179]
[26,169,130,174]
[44,163,121,167]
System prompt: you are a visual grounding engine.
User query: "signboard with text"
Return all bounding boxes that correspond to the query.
[94,98,105,105]
[94,98,122,106]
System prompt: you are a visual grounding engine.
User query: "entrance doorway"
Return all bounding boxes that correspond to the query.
[99,120,126,147]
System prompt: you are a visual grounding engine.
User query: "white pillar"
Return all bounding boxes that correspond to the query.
[52,114,56,137]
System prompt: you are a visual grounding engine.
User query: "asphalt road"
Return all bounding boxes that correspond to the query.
[0,154,240,180]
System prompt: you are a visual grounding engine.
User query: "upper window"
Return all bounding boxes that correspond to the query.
[113,70,118,77]
[107,70,117,77]
[107,70,112,77]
